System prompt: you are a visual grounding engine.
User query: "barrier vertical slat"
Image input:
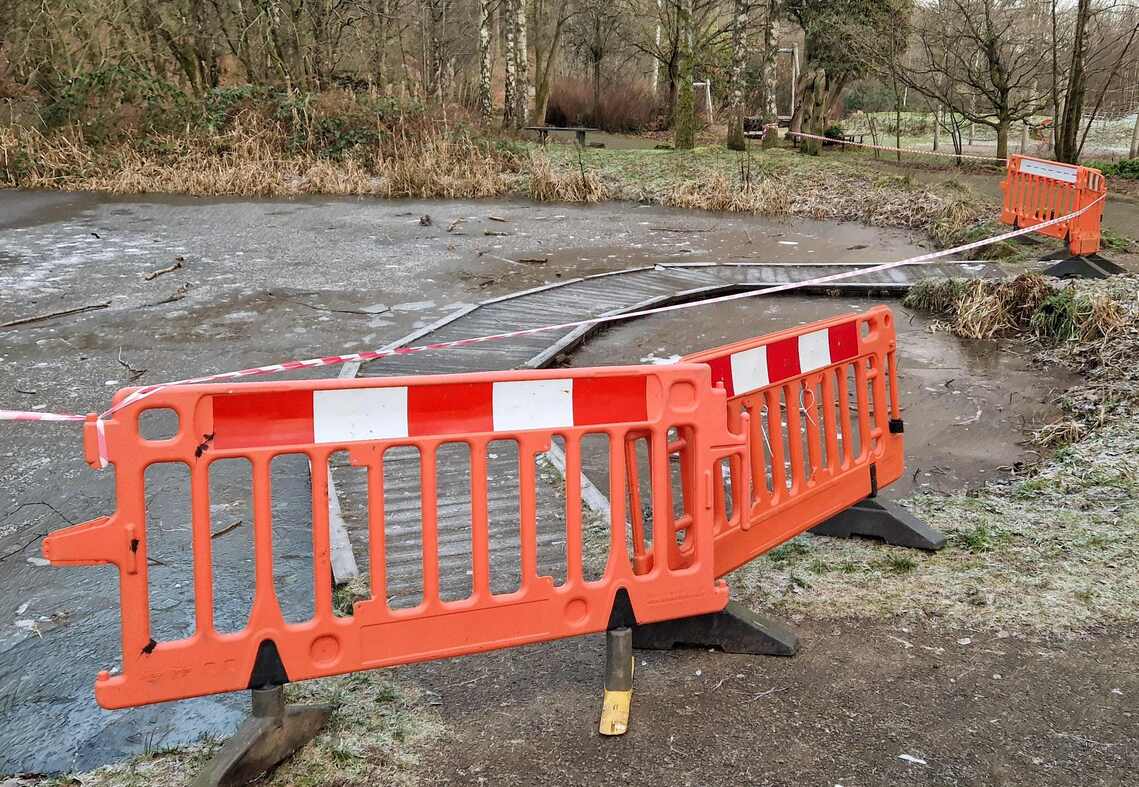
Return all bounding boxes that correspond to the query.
[607,430,630,576]
[251,456,280,622]
[836,366,854,469]
[310,452,334,619]
[747,403,770,509]
[820,371,839,476]
[802,379,822,480]
[870,357,889,443]
[887,350,901,420]
[562,432,584,587]
[470,439,491,600]
[625,433,650,571]
[367,457,387,610]
[650,426,671,573]
[419,442,440,608]
[783,384,805,492]
[190,461,214,634]
[854,362,872,459]
[765,388,787,499]
[517,443,539,584]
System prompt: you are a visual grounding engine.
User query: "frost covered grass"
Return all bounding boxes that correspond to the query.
[29,671,440,787]
[746,274,1139,635]
[729,413,1139,635]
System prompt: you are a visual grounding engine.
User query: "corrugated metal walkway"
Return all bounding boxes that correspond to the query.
[335,260,1000,602]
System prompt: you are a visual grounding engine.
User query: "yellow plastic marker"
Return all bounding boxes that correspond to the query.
[599,628,634,736]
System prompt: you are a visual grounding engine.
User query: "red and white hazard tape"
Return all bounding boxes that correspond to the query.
[788,131,1008,162]
[0,191,1105,469]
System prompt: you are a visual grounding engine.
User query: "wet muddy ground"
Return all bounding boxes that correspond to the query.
[0,189,1128,782]
[406,618,1138,786]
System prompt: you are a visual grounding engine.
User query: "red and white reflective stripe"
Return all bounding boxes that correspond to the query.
[788,131,1008,162]
[701,322,859,397]
[209,375,648,449]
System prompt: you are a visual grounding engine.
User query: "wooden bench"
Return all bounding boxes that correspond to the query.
[525,126,599,147]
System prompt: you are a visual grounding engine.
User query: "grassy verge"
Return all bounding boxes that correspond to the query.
[2,88,1001,251]
[729,415,1139,635]
[732,274,1139,636]
[29,671,440,787]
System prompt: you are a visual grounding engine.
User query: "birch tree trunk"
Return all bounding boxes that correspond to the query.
[503,0,518,128]
[1131,109,1139,158]
[651,0,662,97]
[726,0,748,150]
[514,0,529,127]
[478,0,493,121]
[427,0,446,101]
[762,0,778,122]
[673,0,695,148]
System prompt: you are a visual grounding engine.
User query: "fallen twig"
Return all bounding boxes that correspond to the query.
[274,295,389,316]
[650,227,713,233]
[484,230,511,237]
[516,257,548,265]
[749,686,788,701]
[117,347,147,382]
[143,259,183,281]
[210,520,243,539]
[146,283,192,307]
[488,215,509,222]
[1,301,110,329]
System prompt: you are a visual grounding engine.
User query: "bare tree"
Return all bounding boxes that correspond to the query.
[503,0,518,126]
[514,0,530,125]
[478,0,494,119]
[674,0,695,146]
[725,0,750,149]
[531,0,575,122]
[1051,0,1139,162]
[899,0,1050,158]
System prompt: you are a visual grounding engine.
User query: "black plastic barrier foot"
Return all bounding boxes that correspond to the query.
[810,498,946,551]
[1041,254,1124,279]
[191,686,332,787]
[632,601,800,656]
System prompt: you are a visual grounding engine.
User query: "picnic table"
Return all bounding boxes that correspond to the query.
[524,126,600,146]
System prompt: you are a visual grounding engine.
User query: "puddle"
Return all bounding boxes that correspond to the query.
[567,294,1077,497]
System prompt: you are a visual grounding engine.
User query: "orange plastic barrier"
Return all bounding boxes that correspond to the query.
[43,365,747,709]
[1000,154,1106,256]
[625,307,904,578]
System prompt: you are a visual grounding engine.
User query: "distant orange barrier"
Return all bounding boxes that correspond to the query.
[1000,154,1106,257]
[43,365,747,709]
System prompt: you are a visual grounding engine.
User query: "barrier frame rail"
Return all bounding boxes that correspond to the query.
[43,364,748,709]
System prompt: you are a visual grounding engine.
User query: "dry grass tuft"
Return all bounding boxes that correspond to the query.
[2,114,523,199]
[905,274,1127,342]
[527,150,606,202]
[663,170,791,215]
[908,274,1139,449]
